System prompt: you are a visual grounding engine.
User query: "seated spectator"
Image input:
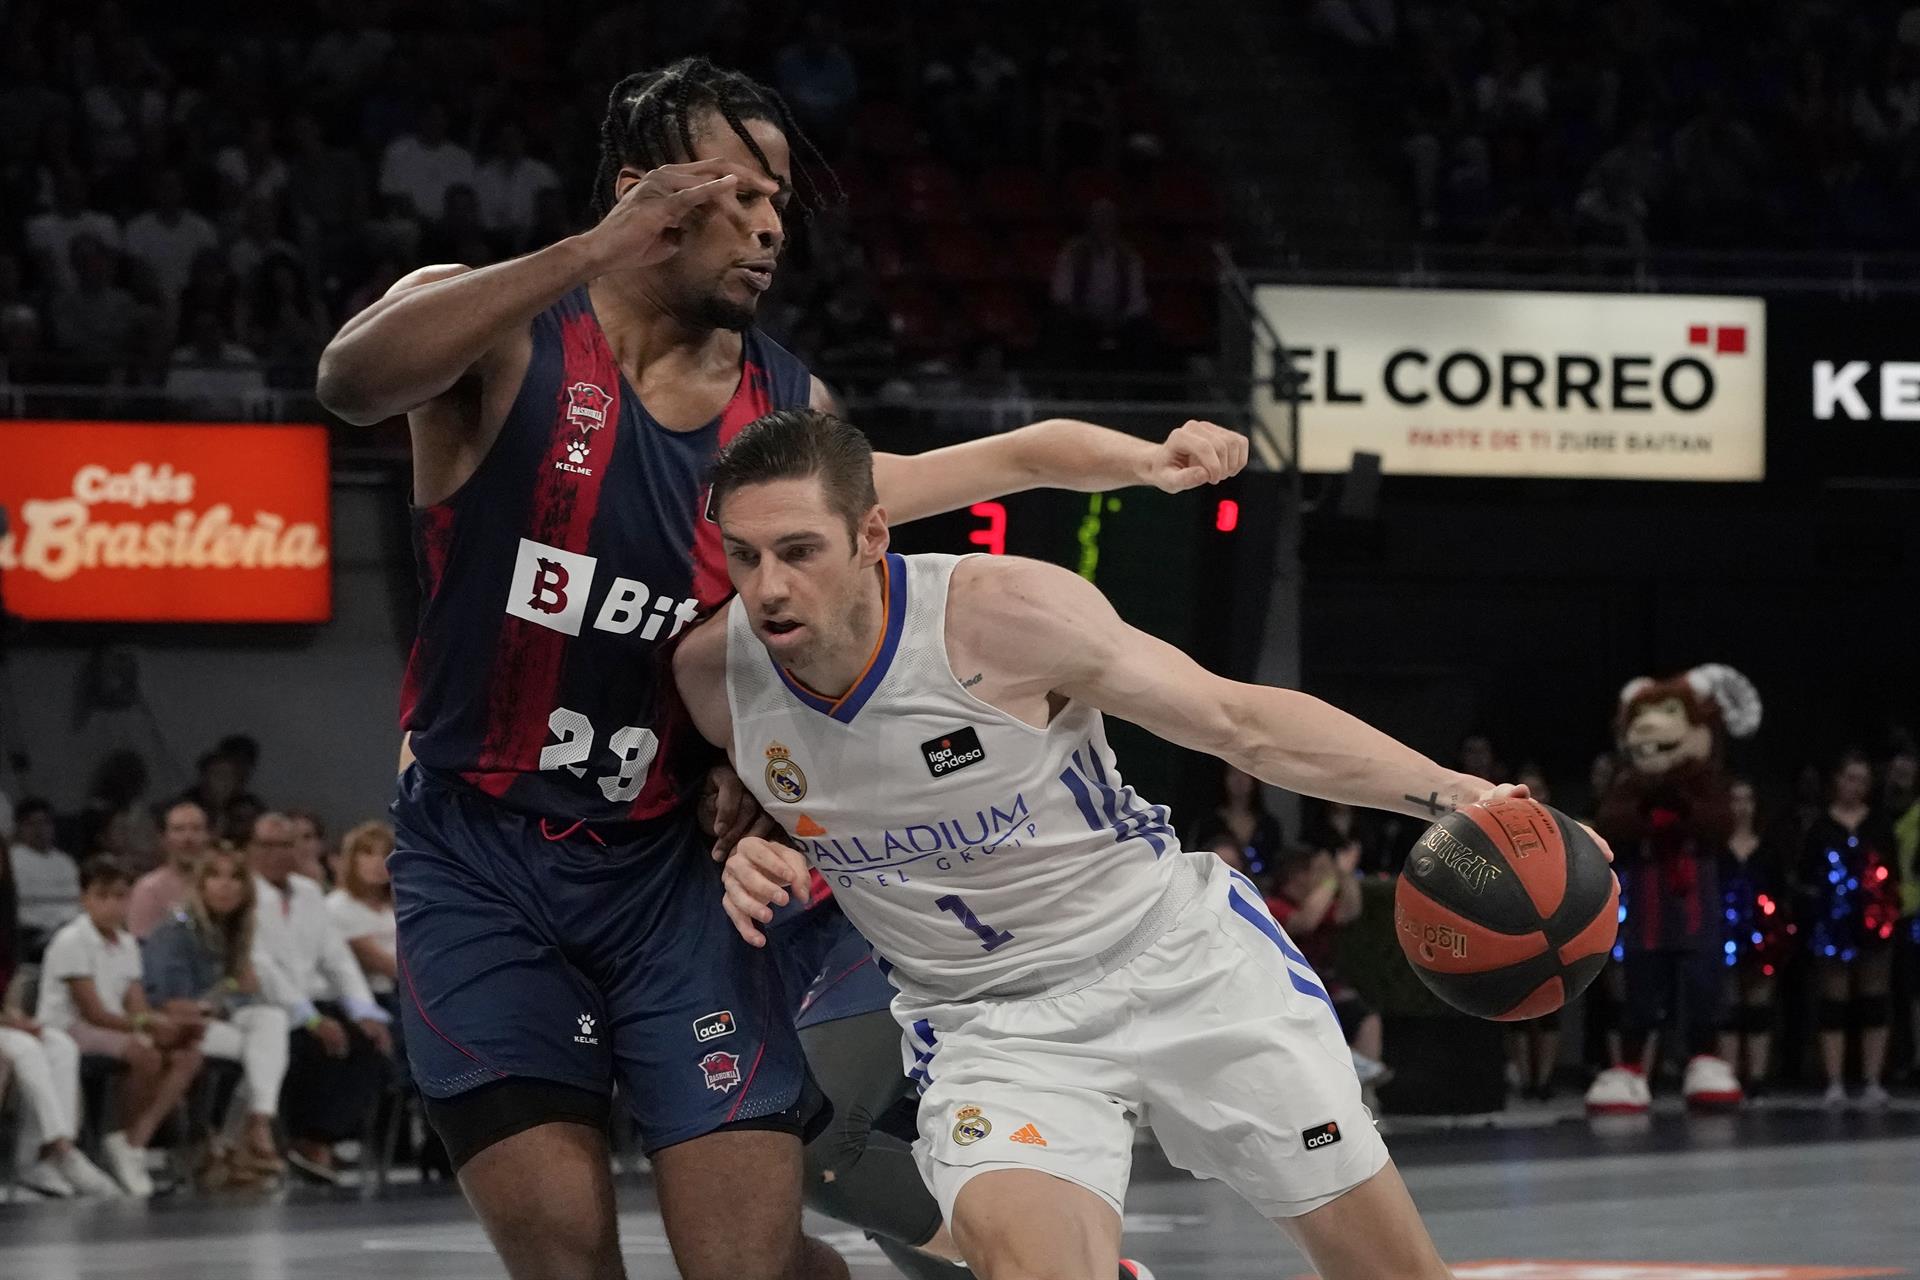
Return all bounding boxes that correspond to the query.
[225,197,299,292]
[1048,198,1149,363]
[128,799,212,940]
[419,182,494,266]
[1187,762,1285,876]
[327,822,397,1003]
[2,825,124,1198]
[143,846,289,1182]
[47,235,146,382]
[24,169,120,294]
[122,168,218,308]
[472,121,559,246]
[36,857,205,1197]
[165,308,268,417]
[10,797,80,960]
[287,810,331,887]
[248,253,333,387]
[72,748,159,872]
[248,812,392,1183]
[776,13,859,147]
[1264,842,1388,1086]
[213,117,289,209]
[379,101,474,224]
[1304,799,1391,877]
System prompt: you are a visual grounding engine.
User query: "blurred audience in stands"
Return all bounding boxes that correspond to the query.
[1189,762,1285,877]
[1265,841,1388,1087]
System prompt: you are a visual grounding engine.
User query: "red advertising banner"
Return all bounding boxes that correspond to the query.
[0,421,332,623]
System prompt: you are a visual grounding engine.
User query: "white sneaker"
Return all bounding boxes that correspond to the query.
[103,1131,155,1197]
[1860,1082,1892,1110]
[1822,1081,1849,1111]
[1683,1055,1744,1110]
[17,1157,76,1198]
[1585,1065,1651,1114]
[1351,1051,1394,1088]
[56,1146,126,1198]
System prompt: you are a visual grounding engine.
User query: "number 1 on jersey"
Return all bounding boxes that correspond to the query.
[934,894,1015,952]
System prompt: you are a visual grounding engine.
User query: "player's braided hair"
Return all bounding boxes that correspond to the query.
[590,57,838,220]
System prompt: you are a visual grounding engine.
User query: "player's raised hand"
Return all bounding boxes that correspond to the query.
[581,159,779,273]
[720,835,813,948]
[1141,420,1250,492]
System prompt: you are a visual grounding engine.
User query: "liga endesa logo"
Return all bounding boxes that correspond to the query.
[0,422,332,622]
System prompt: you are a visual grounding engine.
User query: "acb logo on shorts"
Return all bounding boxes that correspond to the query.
[1301,1120,1342,1150]
[952,1104,992,1146]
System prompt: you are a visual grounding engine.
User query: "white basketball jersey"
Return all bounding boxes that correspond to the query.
[725,553,1182,1002]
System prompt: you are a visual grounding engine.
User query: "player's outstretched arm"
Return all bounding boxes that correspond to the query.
[866,417,1250,524]
[954,557,1496,821]
[317,159,776,426]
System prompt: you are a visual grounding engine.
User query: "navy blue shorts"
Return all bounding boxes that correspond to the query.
[771,898,897,1031]
[389,765,808,1152]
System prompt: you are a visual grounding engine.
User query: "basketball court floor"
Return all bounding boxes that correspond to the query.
[1,1104,1913,1279]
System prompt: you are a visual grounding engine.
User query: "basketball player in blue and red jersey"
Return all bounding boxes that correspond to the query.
[315,58,1249,1280]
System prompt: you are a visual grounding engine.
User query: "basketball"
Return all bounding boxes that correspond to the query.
[1394,798,1618,1021]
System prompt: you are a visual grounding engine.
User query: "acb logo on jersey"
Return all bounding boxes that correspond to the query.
[504,536,699,641]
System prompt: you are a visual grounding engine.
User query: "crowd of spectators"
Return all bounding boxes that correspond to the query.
[0,0,1220,410]
[1189,729,1920,1107]
[1,733,413,1197]
[1305,0,1920,254]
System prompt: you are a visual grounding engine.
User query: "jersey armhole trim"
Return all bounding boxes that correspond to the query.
[409,304,549,516]
[936,553,1078,740]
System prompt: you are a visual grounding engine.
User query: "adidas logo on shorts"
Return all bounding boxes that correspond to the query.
[1008,1123,1048,1147]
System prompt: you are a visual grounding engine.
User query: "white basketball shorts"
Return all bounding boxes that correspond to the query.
[896,850,1389,1223]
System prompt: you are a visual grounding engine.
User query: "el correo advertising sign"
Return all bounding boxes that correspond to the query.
[1254,286,1766,481]
[0,421,332,623]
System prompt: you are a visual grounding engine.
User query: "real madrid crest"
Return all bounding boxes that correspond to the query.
[764,741,807,803]
[951,1104,991,1146]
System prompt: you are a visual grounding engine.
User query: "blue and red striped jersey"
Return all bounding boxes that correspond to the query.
[399,286,812,823]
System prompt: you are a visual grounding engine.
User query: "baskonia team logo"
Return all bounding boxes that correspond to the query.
[765,741,807,802]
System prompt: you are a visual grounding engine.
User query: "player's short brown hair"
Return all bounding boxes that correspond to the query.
[707,409,879,538]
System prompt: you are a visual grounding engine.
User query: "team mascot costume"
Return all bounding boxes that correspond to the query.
[1585,663,1763,1114]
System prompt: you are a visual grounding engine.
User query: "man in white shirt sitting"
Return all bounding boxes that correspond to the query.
[9,798,81,959]
[378,101,474,224]
[249,811,394,1183]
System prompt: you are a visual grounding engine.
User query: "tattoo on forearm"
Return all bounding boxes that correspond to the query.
[961,672,985,688]
[1404,791,1453,817]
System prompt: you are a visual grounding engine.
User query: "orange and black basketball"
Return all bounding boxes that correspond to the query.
[1394,798,1618,1021]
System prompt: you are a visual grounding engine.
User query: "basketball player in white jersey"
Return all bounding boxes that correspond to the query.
[674,409,1557,1280]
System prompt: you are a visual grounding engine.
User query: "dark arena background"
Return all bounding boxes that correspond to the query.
[0,1,1916,1277]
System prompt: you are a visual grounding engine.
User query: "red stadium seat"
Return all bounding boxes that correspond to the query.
[886,286,963,355]
[979,166,1059,224]
[1063,167,1126,213]
[1147,165,1222,228]
[1010,226,1064,284]
[967,286,1042,351]
[1151,289,1215,351]
[852,101,919,160]
[923,226,998,281]
[1139,233,1216,285]
[834,169,892,224]
[895,161,968,224]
